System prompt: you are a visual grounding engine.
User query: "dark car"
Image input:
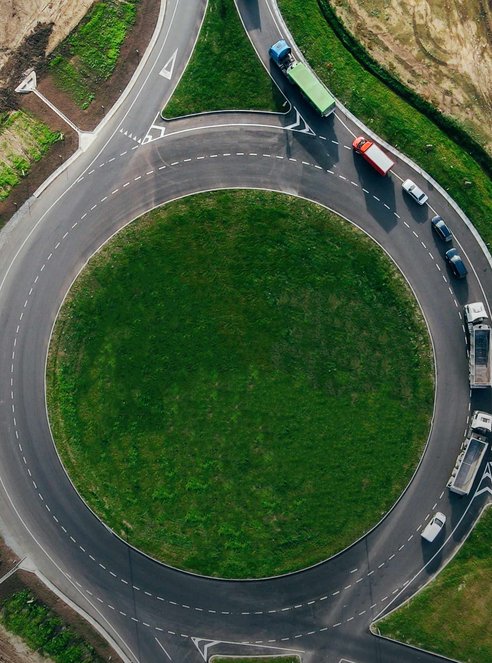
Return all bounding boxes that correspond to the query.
[431,215,453,242]
[445,248,467,279]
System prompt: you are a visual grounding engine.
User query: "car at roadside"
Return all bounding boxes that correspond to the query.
[445,248,468,279]
[431,215,453,242]
[402,179,428,205]
[421,512,446,543]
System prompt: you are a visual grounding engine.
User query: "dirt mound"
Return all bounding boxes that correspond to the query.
[332,0,492,152]
[0,0,95,76]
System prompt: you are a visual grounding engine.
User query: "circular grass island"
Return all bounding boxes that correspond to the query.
[47,190,433,578]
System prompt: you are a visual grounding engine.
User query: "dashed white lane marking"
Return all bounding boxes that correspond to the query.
[9,148,457,624]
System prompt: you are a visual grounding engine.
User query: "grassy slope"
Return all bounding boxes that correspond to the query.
[278,0,492,250]
[49,0,140,109]
[163,0,284,116]
[48,190,432,578]
[0,111,60,200]
[1,589,103,662]
[378,508,492,662]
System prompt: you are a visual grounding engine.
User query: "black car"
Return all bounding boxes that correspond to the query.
[431,215,453,242]
[445,248,467,279]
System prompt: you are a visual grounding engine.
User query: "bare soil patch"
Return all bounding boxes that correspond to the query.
[331,0,492,151]
[37,0,160,131]
[0,0,159,226]
[0,1,96,82]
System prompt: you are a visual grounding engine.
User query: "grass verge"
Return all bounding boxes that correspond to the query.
[0,110,61,201]
[49,0,140,109]
[163,0,284,117]
[47,190,433,579]
[1,589,103,662]
[278,0,492,250]
[377,507,492,662]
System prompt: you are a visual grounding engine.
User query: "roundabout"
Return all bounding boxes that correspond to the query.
[47,189,432,578]
[0,0,491,661]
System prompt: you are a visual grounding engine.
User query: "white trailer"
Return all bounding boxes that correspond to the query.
[464,302,492,388]
[447,410,490,495]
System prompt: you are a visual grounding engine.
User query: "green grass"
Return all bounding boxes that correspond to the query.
[378,507,492,661]
[49,0,140,109]
[163,0,284,117]
[278,0,492,250]
[1,589,103,662]
[0,110,60,200]
[47,190,433,578]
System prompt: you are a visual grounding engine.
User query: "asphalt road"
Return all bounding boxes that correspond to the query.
[0,1,491,662]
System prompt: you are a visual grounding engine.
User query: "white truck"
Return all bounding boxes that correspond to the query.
[464,302,492,388]
[447,410,490,495]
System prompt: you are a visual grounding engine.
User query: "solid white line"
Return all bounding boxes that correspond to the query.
[154,635,172,658]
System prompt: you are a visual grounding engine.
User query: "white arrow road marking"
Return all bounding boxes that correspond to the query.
[191,637,304,660]
[159,49,178,79]
[142,124,167,144]
[155,637,172,660]
[284,109,313,134]
[474,462,492,498]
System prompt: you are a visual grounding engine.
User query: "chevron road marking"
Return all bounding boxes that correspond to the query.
[285,109,313,134]
[191,637,304,660]
[474,462,492,498]
[142,124,167,144]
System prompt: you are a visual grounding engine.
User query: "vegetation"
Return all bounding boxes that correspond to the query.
[163,0,284,117]
[48,190,432,578]
[277,0,492,251]
[1,589,103,662]
[0,110,61,200]
[378,508,492,662]
[49,0,140,108]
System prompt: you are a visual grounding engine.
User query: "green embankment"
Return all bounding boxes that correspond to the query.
[0,110,60,201]
[278,0,492,249]
[163,0,284,116]
[1,589,103,662]
[378,508,492,662]
[49,0,140,109]
[48,190,432,579]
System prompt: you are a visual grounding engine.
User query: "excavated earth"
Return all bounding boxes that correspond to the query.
[332,0,492,152]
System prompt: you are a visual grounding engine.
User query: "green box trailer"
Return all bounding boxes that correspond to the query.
[286,61,336,117]
[269,40,336,117]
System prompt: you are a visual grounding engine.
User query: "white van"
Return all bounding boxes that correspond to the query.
[421,512,446,542]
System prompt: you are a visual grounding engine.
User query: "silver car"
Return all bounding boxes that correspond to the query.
[402,179,428,205]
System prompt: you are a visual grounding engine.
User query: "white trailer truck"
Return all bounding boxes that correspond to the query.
[447,410,490,495]
[464,302,492,388]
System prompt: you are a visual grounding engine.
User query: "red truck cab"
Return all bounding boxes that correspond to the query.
[352,136,395,176]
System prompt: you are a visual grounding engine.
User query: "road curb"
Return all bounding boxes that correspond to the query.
[33,0,168,199]
[270,0,492,273]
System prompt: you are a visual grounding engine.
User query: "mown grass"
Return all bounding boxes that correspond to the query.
[1,589,103,662]
[47,190,433,578]
[278,0,492,250]
[0,110,61,200]
[49,0,140,109]
[163,0,284,117]
[378,508,492,662]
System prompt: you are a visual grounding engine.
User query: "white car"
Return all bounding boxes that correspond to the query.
[402,179,428,205]
[421,512,446,542]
